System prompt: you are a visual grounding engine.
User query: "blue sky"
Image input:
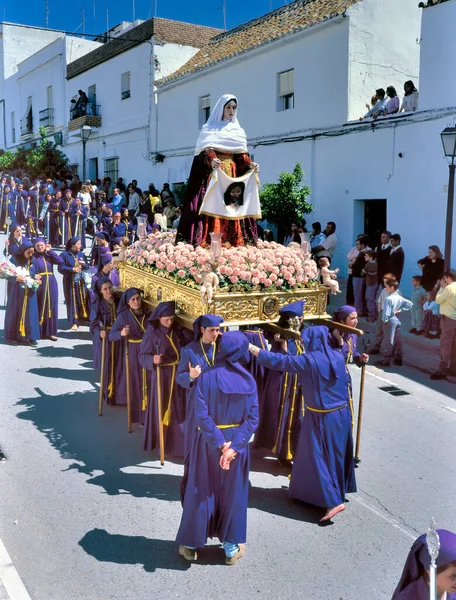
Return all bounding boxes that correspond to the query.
[5,0,289,37]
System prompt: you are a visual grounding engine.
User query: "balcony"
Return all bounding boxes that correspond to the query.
[68,103,102,132]
[20,118,33,138]
[39,108,55,128]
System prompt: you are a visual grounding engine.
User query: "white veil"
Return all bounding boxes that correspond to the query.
[194,94,248,156]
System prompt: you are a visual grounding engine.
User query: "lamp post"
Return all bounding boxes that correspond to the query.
[80,124,92,182]
[440,126,456,270]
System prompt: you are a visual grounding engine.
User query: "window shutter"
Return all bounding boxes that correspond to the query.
[279,70,294,96]
[200,95,210,109]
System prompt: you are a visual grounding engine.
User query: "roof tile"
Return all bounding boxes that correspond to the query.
[160,0,362,85]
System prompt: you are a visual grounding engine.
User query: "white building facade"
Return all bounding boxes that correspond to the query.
[152,0,456,294]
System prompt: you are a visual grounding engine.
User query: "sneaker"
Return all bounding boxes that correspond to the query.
[29,340,38,347]
[409,328,417,334]
[225,544,246,566]
[178,545,197,561]
[430,371,447,381]
[375,360,391,367]
[394,358,403,366]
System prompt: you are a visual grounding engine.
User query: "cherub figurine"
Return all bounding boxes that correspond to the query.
[112,237,130,263]
[200,271,219,304]
[319,257,342,295]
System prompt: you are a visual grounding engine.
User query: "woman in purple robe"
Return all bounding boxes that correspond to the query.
[108,288,150,424]
[176,94,258,247]
[33,238,63,340]
[5,240,41,346]
[4,224,29,260]
[90,254,120,303]
[90,231,110,267]
[253,301,306,463]
[90,277,121,406]
[392,529,456,599]
[140,301,192,457]
[250,326,356,522]
[176,331,259,564]
[58,236,90,330]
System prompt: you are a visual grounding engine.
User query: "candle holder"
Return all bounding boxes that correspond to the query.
[209,231,223,262]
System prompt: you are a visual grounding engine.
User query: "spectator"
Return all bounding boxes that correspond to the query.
[346,234,365,305]
[399,80,419,113]
[154,205,167,231]
[376,279,413,368]
[351,235,369,317]
[297,220,307,234]
[374,86,399,119]
[284,222,298,246]
[70,99,78,118]
[422,290,440,340]
[160,183,175,203]
[70,175,81,197]
[388,233,405,284]
[263,229,275,242]
[431,269,456,380]
[312,221,337,263]
[77,184,92,211]
[361,88,387,120]
[116,177,126,194]
[375,230,392,286]
[111,188,125,213]
[136,191,153,223]
[409,275,427,335]
[368,272,398,355]
[74,90,89,116]
[163,198,177,229]
[310,222,326,250]
[127,185,140,222]
[361,250,378,322]
[417,245,445,291]
[172,206,182,229]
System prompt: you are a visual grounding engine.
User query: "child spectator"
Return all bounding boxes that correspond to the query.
[368,272,397,355]
[422,291,440,340]
[410,275,427,335]
[376,278,412,367]
[361,250,378,322]
[399,80,419,113]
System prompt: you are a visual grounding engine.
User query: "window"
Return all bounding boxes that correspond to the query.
[104,157,119,183]
[199,94,210,127]
[11,112,15,144]
[278,69,294,111]
[47,86,53,109]
[121,72,131,100]
[21,97,33,135]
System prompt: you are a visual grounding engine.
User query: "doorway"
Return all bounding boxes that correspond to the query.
[353,199,387,249]
[88,158,98,181]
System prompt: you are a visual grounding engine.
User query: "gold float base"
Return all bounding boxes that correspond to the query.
[118,263,329,327]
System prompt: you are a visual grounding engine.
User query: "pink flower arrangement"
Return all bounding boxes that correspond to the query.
[125,232,319,293]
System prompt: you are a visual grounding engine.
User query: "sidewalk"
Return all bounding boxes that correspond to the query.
[327,278,442,376]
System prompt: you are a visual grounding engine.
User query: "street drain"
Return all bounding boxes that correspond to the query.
[0,447,6,461]
[379,385,411,397]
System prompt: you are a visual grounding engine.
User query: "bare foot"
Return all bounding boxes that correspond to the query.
[70,324,79,331]
[320,504,345,522]
[49,335,58,341]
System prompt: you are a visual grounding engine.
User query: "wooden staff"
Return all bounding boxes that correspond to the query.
[98,315,107,416]
[154,338,165,466]
[125,336,133,433]
[354,363,367,464]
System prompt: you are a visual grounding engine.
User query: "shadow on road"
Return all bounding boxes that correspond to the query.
[249,485,324,524]
[79,529,191,572]
[28,367,97,382]
[35,343,93,361]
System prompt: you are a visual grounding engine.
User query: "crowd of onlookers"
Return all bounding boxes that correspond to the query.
[360,80,419,121]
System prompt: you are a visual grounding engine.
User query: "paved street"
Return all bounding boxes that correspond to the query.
[0,258,455,600]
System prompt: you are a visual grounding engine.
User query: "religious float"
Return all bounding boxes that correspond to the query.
[117,228,330,328]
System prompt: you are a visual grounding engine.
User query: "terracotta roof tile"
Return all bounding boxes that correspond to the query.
[160,0,362,85]
[67,18,222,80]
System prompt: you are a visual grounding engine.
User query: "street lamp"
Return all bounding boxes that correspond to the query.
[80,124,92,182]
[440,126,456,270]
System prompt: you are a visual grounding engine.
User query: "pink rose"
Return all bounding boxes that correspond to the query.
[230,275,239,283]
[289,277,296,286]
[264,279,272,287]
[276,278,284,286]
[177,269,186,278]
[252,277,260,285]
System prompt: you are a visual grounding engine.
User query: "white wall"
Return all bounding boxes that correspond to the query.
[419,0,456,110]
[155,43,199,79]
[347,0,421,121]
[156,19,350,155]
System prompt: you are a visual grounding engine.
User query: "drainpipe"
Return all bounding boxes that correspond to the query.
[0,100,7,148]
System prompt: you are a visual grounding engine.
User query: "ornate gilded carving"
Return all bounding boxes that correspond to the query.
[118,263,329,325]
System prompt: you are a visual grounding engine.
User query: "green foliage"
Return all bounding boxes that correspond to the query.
[0,127,69,179]
[259,163,313,233]
[173,179,188,204]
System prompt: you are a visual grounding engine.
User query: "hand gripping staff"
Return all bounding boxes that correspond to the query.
[98,314,107,416]
[155,338,165,466]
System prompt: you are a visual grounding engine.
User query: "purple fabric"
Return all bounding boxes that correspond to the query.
[94,231,110,242]
[150,301,176,321]
[99,254,113,267]
[279,300,306,318]
[117,287,142,313]
[65,236,80,250]
[34,250,63,338]
[392,529,456,599]
[334,305,357,321]
[19,240,33,253]
[192,313,224,340]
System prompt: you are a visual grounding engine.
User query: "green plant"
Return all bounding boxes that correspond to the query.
[259,163,313,241]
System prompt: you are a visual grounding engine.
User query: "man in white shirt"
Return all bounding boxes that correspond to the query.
[312,221,337,264]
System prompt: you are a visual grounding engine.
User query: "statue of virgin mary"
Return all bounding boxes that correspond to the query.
[175,94,259,247]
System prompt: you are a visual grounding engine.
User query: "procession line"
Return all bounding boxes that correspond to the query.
[352,496,416,541]
[0,538,32,600]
